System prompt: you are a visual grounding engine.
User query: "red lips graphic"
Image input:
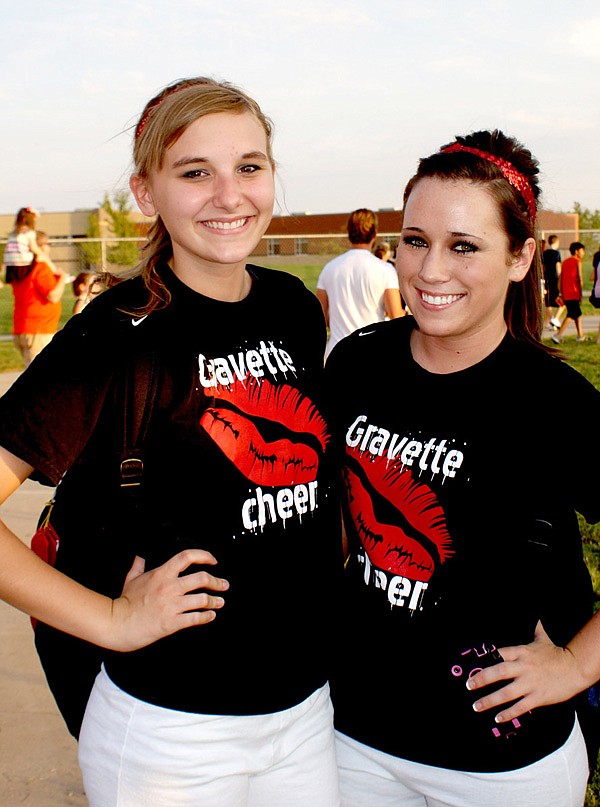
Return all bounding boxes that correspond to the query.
[200,376,329,486]
[344,448,453,582]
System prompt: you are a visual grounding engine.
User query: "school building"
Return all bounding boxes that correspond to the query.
[0,207,581,274]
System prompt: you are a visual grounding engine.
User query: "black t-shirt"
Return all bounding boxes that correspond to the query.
[324,316,600,772]
[542,248,561,288]
[0,264,341,715]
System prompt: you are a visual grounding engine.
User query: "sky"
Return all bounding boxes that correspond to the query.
[1,0,599,220]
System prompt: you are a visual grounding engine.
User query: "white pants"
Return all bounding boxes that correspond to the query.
[79,667,340,806]
[336,720,588,807]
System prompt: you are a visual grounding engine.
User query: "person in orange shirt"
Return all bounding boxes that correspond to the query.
[11,231,68,366]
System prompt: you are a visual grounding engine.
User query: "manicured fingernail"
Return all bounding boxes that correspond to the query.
[472,701,482,712]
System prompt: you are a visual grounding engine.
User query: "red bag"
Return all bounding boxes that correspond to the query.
[30,501,59,628]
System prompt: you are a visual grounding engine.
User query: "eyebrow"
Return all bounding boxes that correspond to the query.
[402,226,481,239]
[171,151,270,169]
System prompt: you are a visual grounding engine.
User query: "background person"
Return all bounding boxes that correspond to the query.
[316,208,404,358]
[3,207,42,284]
[592,252,600,344]
[0,76,340,807]
[11,231,68,367]
[325,129,598,807]
[373,241,393,263]
[72,271,98,315]
[593,244,600,276]
[542,234,565,329]
[551,241,588,343]
[375,241,409,315]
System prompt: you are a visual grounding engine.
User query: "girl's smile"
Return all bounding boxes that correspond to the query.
[396,177,534,371]
[130,110,275,299]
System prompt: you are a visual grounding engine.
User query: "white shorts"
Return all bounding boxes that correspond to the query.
[336,719,588,807]
[79,666,340,807]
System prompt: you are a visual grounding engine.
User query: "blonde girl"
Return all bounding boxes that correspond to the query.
[0,78,340,806]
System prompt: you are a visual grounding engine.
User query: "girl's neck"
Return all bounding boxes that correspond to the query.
[170,259,252,302]
[410,324,508,374]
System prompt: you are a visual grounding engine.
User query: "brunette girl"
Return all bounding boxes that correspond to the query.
[325,129,599,807]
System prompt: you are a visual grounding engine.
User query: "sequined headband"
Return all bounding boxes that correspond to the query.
[135,80,210,141]
[441,143,537,222]
[135,93,176,141]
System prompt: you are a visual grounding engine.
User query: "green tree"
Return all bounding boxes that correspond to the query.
[572,202,600,253]
[84,191,142,270]
[82,210,102,268]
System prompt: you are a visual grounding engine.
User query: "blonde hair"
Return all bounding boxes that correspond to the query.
[127,77,274,314]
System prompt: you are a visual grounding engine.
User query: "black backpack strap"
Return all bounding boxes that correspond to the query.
[119,352,159,495]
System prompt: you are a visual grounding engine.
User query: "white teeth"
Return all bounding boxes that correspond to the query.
[421,292,462,306]
[203,218,247,230]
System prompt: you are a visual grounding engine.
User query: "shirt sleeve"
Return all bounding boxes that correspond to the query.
[32,262,60,299]
[0,303,119,485]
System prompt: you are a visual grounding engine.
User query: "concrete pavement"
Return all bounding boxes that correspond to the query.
[0,371,86,807]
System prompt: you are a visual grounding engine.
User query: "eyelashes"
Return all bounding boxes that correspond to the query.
[453,240,479,254]
[401,235,427,250]
[401,235,479,255]
[181,164,264,180]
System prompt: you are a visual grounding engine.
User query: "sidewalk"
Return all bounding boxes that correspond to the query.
[544,310,600,341]
[0,371,86,807]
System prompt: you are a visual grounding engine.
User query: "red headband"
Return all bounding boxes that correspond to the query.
[441,143,537,223]
[135,95,172,141]
[135,80,210,141]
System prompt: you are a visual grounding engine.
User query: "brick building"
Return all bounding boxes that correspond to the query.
[0,207,580,272]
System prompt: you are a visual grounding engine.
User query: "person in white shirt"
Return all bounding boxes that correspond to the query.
[316,208,404,358]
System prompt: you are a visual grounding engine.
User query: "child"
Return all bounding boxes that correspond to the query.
[3,207,42,283]
[0,78,340,806]
[71,271,98,314]
[326,130,599,807]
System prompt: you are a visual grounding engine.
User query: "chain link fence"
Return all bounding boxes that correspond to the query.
[2,230,599,277]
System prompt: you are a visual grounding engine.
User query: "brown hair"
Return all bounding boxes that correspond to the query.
[374,241,391,260]
[15,208,37,232]
[36,230,49,248]
[402,129,547,352]
[127,77,275,315]
[347,209,377,245]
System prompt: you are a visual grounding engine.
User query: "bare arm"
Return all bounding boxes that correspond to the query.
[316,288,330,328]
[46,269,67,304]
[383,288,405,319]
[27,231,43,259]
[0,446,229,651]
[465,617,600,724]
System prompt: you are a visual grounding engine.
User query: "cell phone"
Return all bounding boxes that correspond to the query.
[449,642,528,740]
